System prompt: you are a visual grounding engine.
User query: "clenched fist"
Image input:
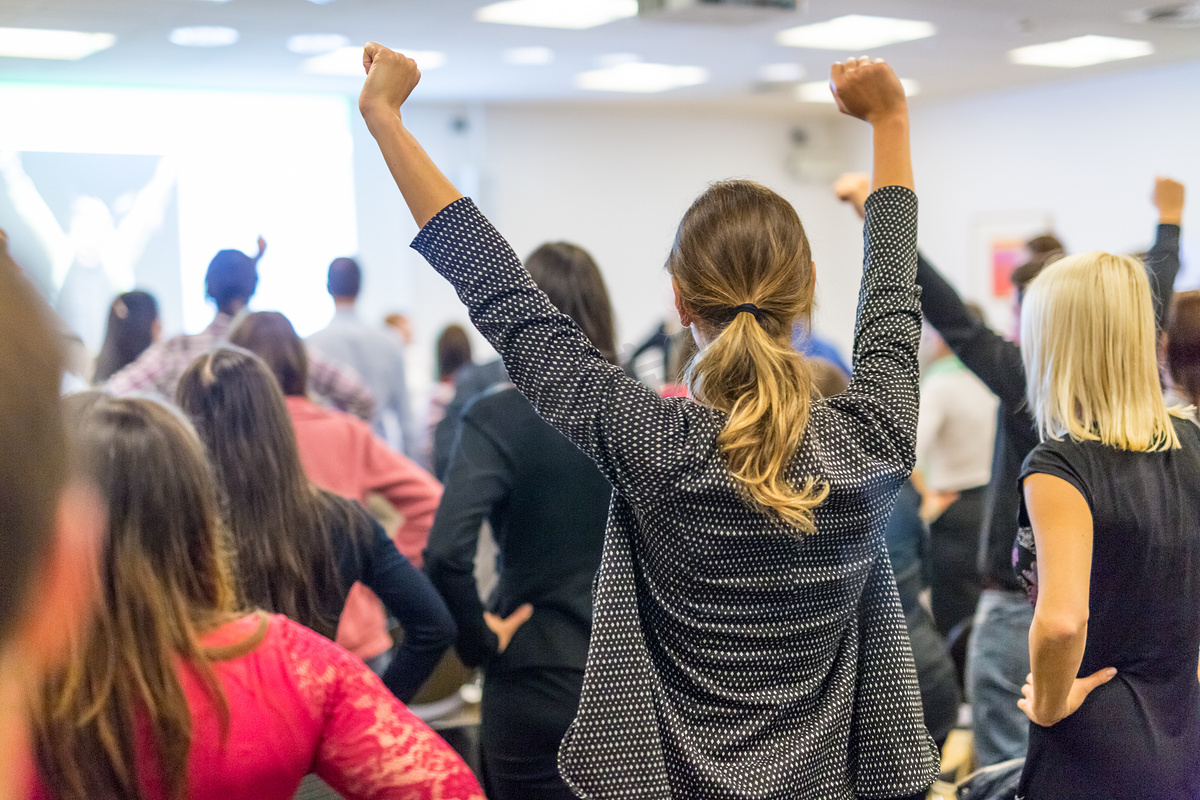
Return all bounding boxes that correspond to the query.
[1154,176,1185,226]
[830,57,907,125]
[359,43,422,128]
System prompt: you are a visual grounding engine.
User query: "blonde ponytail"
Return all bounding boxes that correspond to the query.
[691,312,829,532]
[669,180,829,532]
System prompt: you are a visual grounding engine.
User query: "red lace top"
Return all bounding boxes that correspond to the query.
[33,614,483,800]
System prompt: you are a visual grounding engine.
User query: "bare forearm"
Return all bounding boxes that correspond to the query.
[1029,615,1088,721]
[363,111,461,229]
[872,116,913,192]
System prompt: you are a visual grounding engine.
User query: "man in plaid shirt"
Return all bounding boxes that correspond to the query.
[107,241,375,420]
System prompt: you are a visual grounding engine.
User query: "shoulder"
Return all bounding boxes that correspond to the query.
[302,399,374,436]
[305,325,336,346]
[463,385,524,423]
[1174,413,1200,440]
[270,613,370,711]
[1020,437,1094,504]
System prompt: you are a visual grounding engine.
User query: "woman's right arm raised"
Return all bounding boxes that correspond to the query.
[358,45,461,227]
[830,58,912,192]
[826,59,923,471]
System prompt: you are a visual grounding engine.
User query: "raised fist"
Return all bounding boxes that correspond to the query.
[830,57,907,124]
[359,43,422,124]
[1153,176,1184,225]
[833,173,871,219]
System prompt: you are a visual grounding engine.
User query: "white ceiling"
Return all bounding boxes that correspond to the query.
[1,0,1199,106]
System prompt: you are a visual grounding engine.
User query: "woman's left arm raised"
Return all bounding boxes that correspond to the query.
[357,43,700,509]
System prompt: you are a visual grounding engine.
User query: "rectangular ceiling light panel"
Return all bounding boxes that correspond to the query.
[0,27,116,60]
[477,0,638,29]
[576,62,708,92]
[1008,35,1154,68]
[777,14,935,50]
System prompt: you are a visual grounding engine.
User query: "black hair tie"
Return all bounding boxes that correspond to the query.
[725,303,764,325]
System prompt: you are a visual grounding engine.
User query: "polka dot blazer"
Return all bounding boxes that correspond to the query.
[413,186,939,799]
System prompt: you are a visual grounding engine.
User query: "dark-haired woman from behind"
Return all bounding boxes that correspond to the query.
[226,311,443,679]
[177,349,454,702]
[32,393,483,800]
[92,291,160,384]
[425,242,615,800]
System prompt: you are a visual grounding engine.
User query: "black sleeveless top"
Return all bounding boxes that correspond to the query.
[1015,417,1200,799]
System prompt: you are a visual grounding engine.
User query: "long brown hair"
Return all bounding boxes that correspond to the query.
[525,242,619,364]
[35,394,241,800]
[93,291,159,384]
[437,324,472,380]
[668,180,828,532]
[227,311,308,396]
[177,347,362,639]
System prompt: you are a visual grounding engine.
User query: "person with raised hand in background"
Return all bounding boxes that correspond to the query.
[834,171,1184,768]
[359,46,938,799]
[106,240,378,422]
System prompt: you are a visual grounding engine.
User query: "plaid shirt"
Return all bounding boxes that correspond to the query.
[106,313,376,420]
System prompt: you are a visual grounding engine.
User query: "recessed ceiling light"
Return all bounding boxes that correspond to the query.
[1008,35,1154,68]
[287,33,350,55]
[796,77,919,103]
[596,52,641,68]
[503,46,555,65]
[0,27,116,60]
[169,26,239,47]
[576,62,708,93]
[760,62,806,82]
[777,15,935,50]
[477,0,638,30]
[303,46,446,76]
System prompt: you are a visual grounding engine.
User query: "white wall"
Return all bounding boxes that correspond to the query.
[349,101,868,399]
[904,59,1200,332]
[349,57,1200,404]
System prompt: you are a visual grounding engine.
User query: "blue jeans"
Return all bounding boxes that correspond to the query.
[966,589,1033,767]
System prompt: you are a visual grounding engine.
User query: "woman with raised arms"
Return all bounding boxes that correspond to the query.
[358,46,938,800]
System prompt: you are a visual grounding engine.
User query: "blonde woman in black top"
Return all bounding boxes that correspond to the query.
[359,49,937,799]
[1013,253,1200,798]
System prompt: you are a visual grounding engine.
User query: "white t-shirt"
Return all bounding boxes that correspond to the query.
[916,356,999,493]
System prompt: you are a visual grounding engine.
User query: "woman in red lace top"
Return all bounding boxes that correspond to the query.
[31,393,483,800]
